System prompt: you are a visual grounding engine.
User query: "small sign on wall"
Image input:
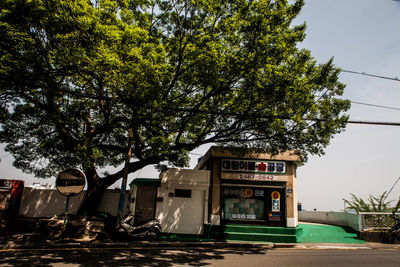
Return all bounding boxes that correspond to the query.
[269,213,281,221]
[272,199,280,211]
[271,191,281,212]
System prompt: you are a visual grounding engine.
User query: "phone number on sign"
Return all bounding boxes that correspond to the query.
[238,174,277,180]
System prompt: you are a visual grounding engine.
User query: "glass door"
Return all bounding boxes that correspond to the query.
[221,187,266,222]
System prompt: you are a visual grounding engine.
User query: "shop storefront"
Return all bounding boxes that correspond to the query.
[195,147,302,228]
[221,183,286,226]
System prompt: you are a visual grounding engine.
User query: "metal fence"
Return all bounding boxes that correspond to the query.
[359,212,399,231]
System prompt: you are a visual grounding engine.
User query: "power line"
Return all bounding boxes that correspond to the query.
[347,120,400,126]
[166,107,400,127]
[341,69,400,82]
[351,101,400,111]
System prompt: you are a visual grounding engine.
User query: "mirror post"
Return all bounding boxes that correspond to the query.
[64,195,70,227]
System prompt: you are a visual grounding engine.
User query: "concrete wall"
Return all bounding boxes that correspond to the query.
[156,168,210,235]
[20,188,128,217]
[299,211,362,232]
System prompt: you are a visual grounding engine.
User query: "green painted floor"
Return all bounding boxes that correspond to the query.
[160,223,366,244]
[298,223,365,244]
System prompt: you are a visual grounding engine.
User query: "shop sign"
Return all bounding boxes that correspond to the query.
[269,213,281,221]
[271,191,280,200]
[234,173,278,181]
[3,181,12,188]
[272,200,280,211]
[221,159,286,174]
[232,214,256,220]
[271,191,280,212]
[223,188,264,198]
[244,188,253,198]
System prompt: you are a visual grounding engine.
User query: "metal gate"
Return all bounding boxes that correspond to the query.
[134,186,157,225]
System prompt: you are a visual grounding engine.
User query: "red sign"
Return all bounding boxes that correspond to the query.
[257,162,266,172]
[271,191,281,200]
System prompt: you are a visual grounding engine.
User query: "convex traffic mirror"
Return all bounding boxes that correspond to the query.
[56,169,86,196]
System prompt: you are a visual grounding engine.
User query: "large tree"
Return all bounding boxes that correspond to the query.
[0,0,350,214]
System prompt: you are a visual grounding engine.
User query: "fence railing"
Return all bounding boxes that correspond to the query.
[359,212,399,231]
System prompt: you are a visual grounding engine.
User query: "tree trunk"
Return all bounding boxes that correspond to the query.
[78,183,107,216]
[77,168,107,216]
[77,168,123,216]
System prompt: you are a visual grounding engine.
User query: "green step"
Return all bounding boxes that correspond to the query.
[223,224,300,235]
[210,232,298,243]
[206,224,303,243]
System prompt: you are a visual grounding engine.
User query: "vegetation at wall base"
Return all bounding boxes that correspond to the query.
[343,192,400,213]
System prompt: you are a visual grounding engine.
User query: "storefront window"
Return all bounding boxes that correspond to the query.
[222,187,265,221]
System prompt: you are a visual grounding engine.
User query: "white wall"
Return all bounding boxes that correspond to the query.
[299,211,362,232]
[157,185,206,234]
[156,168,210,235]
[20,188,129,217]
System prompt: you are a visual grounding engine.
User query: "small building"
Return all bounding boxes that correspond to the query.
[195,146,303,228]
[129,146,302,237]
[129,169,210,235]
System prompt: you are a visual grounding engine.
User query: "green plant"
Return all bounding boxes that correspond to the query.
[343,192,393,212]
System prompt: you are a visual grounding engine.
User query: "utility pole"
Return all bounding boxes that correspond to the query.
[117,128,134,223]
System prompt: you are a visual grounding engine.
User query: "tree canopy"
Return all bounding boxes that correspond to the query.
[0,0,350,213]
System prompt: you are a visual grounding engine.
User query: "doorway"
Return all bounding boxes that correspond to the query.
[134,186,157,225]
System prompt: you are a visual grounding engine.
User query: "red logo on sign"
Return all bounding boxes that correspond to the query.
[257,162,266,172]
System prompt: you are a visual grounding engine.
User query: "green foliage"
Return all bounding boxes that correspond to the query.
[0,0,350,202]
[394,198,400,213]
[343,192,394,213]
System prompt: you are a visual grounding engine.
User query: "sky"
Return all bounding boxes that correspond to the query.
[1,0,400,212]
[293,0,400,211]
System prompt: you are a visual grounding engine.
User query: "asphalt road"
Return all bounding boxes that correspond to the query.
[0,247,399,266]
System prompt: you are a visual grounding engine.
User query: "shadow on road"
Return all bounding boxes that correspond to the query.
[0,246,269,266]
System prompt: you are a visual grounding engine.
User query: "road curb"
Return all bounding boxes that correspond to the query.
[274,243,307,249]
[0,240,275,250]
[1,241,399,250]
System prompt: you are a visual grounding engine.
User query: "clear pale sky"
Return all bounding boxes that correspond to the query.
[294,0,400,211]
[1,0,400,211]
